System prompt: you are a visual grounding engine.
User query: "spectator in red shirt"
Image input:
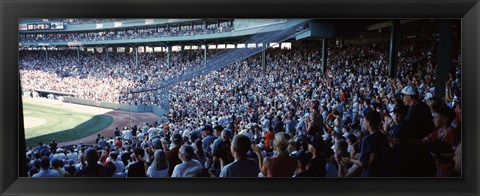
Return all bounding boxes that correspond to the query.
[99,146,110,164]
[423,106,459,177]
[263,127,275,151]
[114,137,123,149]
[253,132,296,177]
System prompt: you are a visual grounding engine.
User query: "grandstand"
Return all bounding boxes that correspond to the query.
[20,19,461,178]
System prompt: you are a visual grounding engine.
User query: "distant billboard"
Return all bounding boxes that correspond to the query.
[27,23,50,30]
[24,22,64,30]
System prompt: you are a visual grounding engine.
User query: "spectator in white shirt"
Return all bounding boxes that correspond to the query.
[171,144,203,177]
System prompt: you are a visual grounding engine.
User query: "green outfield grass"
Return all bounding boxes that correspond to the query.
[23,101,113,147]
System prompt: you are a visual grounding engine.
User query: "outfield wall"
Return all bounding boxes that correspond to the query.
[62,97,168,117]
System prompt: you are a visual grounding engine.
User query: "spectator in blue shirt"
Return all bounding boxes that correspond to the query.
[202,125,217,153]
[350,110,393,177]
[32,158,60,177]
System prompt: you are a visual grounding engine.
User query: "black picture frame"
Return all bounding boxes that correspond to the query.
[1,0,479,195]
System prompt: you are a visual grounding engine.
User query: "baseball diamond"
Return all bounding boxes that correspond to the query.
[23,97,159,147]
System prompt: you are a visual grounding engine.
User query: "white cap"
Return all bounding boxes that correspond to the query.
[401,86,417,95]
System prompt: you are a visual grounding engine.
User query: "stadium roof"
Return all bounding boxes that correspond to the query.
[19,19,459,48]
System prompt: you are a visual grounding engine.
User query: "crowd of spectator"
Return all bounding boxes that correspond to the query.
[22,35,462,177]
[20,49,218,103]
[19,22,233,43]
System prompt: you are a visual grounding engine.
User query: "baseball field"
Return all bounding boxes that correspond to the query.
[23,98,159,148]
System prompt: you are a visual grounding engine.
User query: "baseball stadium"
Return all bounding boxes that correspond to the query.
[19,19,462,178]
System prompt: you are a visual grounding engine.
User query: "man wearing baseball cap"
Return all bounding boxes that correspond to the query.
[401,85,435,139]
[386,104,411,177]
[400,85,436,177]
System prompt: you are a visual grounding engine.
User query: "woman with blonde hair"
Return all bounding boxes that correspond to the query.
[252,132,296,177]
